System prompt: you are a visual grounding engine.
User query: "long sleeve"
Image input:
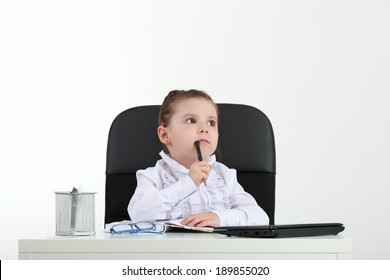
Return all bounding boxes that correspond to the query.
[128,165,197,222]
[210,166,269,226]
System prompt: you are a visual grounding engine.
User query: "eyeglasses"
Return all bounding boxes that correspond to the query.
[110,221,165,235]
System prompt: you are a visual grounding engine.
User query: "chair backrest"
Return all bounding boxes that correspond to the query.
[105,104,276,225]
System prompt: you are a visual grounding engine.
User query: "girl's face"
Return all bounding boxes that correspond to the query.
[158,97,219,168]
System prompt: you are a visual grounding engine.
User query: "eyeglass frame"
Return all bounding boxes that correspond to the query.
[110,221,164,235]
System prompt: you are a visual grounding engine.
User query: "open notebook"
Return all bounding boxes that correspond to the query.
[163,220,214,233]
[213,223,345,238]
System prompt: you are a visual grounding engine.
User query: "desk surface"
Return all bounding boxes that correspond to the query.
[19,232,351,260]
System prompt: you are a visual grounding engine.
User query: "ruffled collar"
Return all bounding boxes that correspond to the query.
[159,151,216,175]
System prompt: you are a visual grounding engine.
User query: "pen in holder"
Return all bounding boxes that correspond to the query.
[55,187,96,236]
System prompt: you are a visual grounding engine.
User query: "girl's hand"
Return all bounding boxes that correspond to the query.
[181,212,220,228]
[188,161,211,186]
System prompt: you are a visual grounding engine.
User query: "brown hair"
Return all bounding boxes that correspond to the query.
[159,89,218,153]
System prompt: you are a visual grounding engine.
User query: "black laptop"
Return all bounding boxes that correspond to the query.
[214,223,345,238]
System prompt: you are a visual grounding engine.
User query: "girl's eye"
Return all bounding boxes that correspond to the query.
[186,118,196,124]
[208,120,216,127]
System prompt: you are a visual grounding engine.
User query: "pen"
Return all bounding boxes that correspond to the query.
[194,140,203,161]
[70,187,78,230]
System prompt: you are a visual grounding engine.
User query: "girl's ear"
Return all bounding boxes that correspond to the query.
[157,126,169,144]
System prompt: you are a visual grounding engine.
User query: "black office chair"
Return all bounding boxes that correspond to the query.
[105,104,276,225]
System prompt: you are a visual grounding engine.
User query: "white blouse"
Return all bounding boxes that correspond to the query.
[128,151,269,226]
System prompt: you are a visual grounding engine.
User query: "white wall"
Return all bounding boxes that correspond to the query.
[1,0,389,259]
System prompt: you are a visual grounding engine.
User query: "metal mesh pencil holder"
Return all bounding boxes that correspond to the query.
[55,188,96,236]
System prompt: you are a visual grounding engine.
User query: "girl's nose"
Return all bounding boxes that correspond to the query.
[198,127,208,134]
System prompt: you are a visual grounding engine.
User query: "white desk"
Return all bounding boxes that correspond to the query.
[19,232,351,260]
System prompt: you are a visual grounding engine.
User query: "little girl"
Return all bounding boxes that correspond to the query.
[128,89,269,227]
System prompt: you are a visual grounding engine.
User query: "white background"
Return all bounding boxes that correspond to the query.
[1,0,389,259]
